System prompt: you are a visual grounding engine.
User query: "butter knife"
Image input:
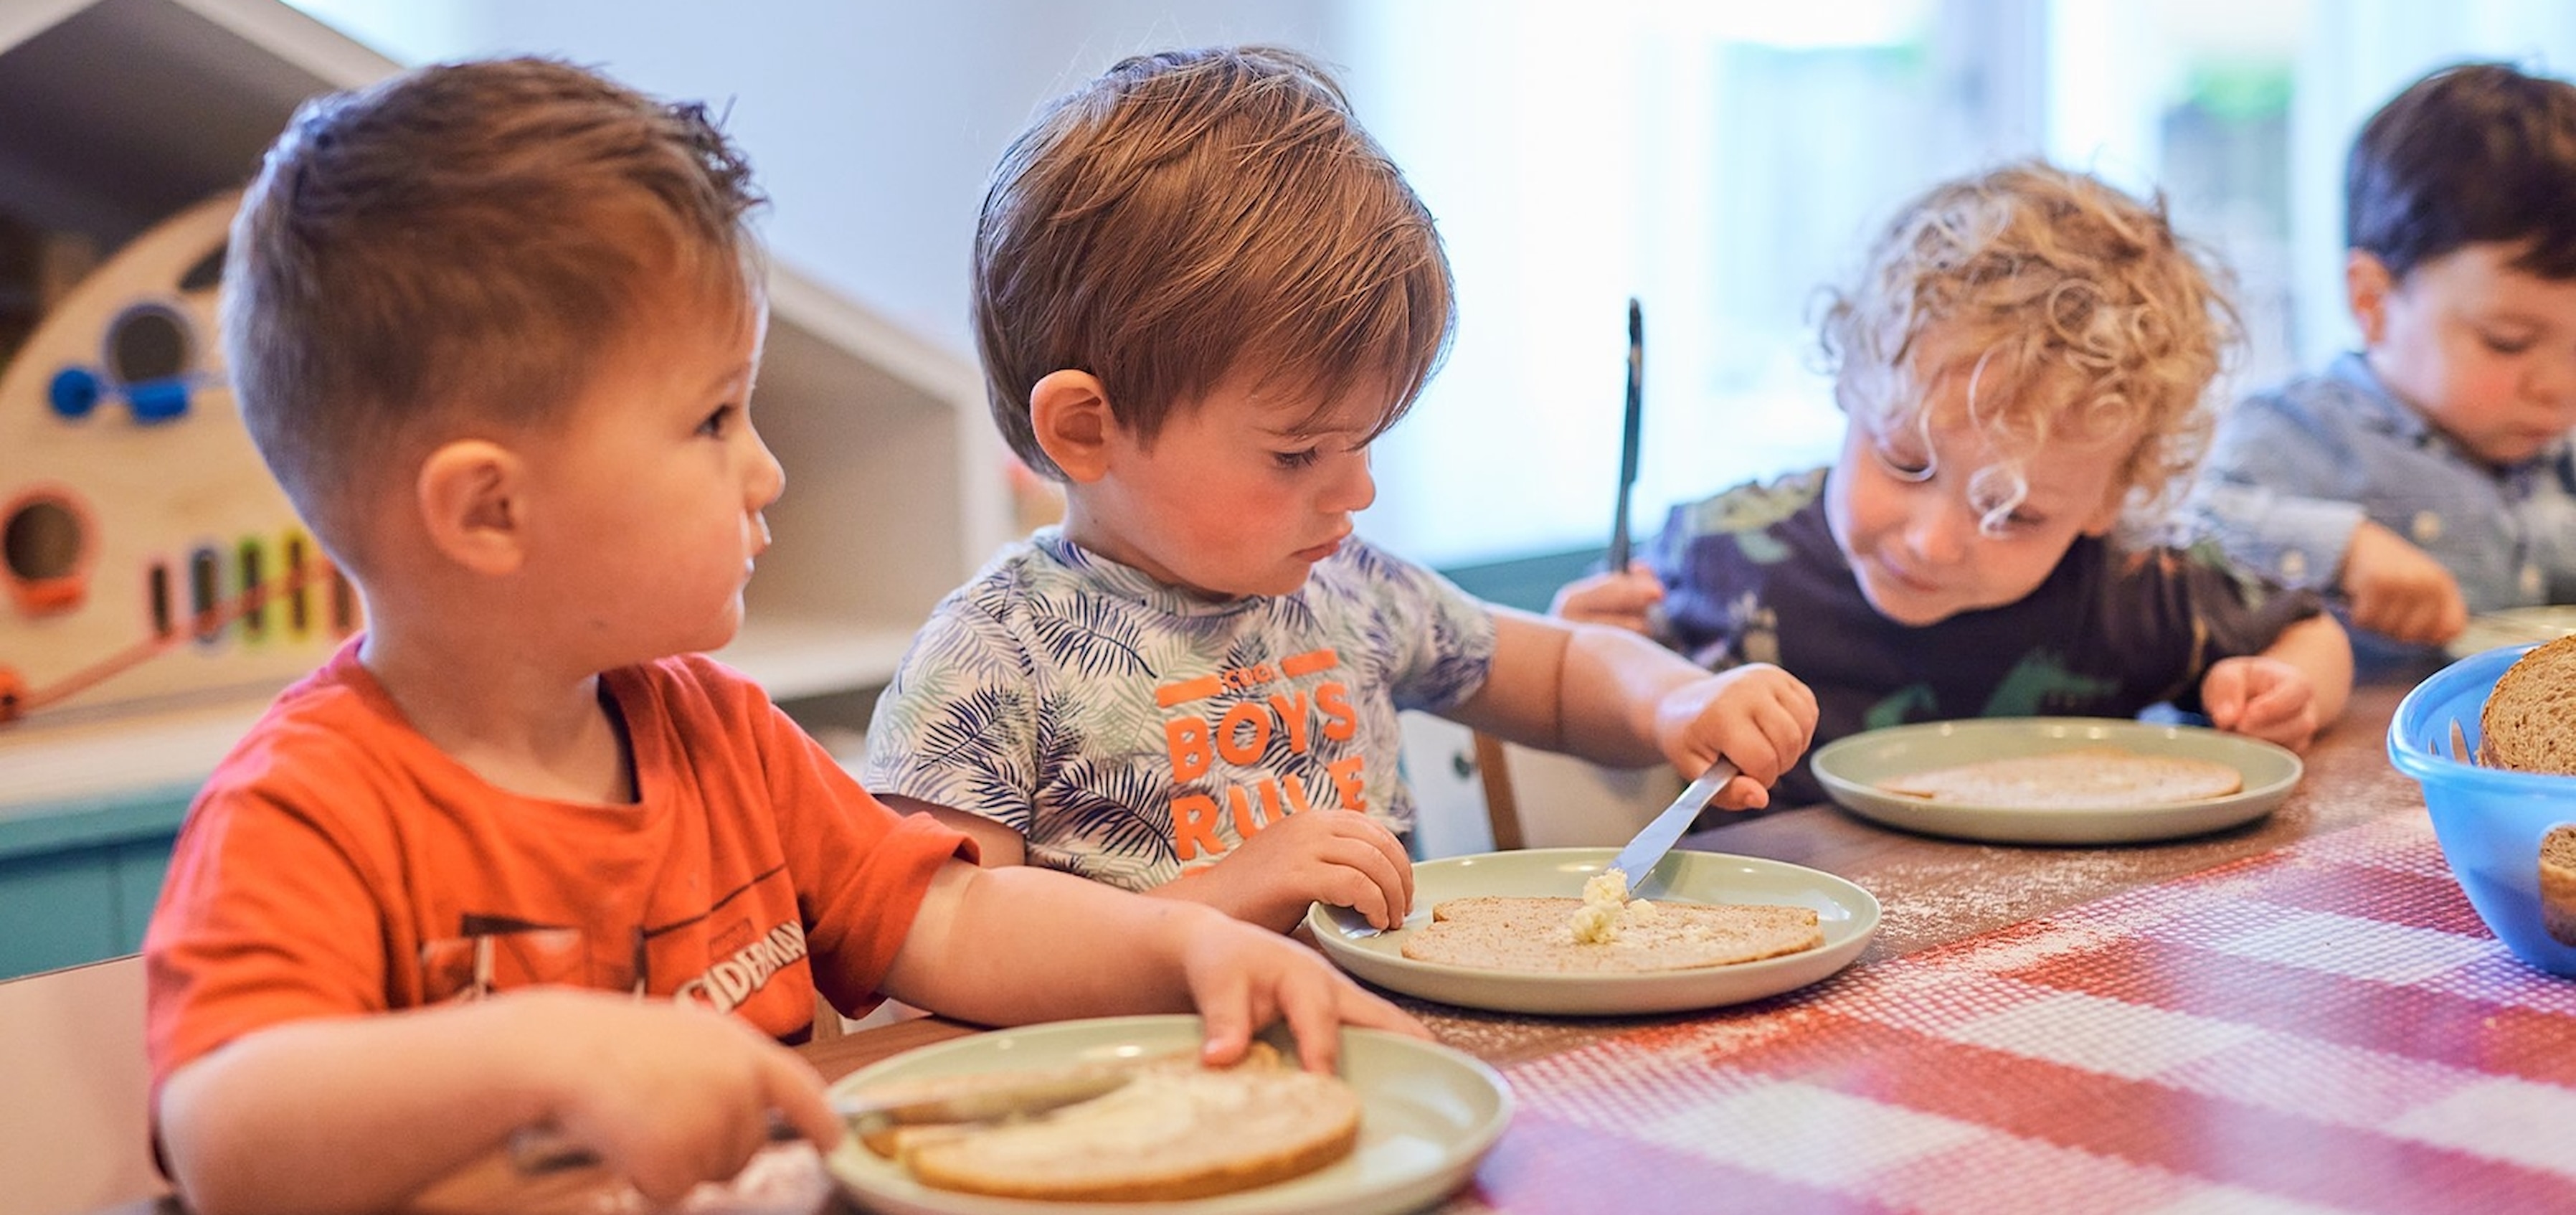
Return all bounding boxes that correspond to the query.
[1607,759,1738,897]
[510,1061,1141,1175]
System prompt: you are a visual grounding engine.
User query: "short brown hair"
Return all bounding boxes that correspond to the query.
[972,46,1453,478]
[1819,161,2239,537]
[222,57,764,556]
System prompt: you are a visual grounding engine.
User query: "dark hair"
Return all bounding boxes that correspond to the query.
[2347,62,2576,280]
[222,57,766,557]
[972,45,1453,478]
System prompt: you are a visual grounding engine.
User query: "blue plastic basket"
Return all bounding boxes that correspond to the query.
[2387,643,2576,978]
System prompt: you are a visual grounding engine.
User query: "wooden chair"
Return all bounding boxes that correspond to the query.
[1473,733,1683,851]
[0,952,169,1215]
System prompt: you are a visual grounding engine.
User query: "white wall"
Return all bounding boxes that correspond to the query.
[308,1,1346,353]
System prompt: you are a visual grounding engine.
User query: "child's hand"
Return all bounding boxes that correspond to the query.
[1551,563,1665,634]
[1650,663,1818,810]
[1173,908,1431,1072]
[1187,808,1413,933]
[2199,656,2323,752]
[2343,520,2468,645]
[527,991,840,1204]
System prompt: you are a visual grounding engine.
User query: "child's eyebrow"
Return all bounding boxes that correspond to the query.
[704,361,756,395]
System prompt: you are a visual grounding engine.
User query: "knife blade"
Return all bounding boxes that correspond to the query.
[509,1059,1145,1175]
[1607,759,1738,897]
[1606,298,1644,573]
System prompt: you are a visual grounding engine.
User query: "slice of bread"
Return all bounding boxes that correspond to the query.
[1398,895,1821,973]
[2481,635,2576,775]
[882,1043,1361,1202]
[2542,825,2576,947]
[1877,745,2242,808]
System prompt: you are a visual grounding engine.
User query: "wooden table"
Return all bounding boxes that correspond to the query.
[108,684,2576,1212]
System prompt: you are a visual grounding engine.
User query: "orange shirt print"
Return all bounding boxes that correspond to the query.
[1157,648,1367,861]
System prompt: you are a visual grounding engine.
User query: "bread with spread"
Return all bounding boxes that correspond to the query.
[1399,894,1821,973]
[1877,745,2242,807]
[859,1042,1360,1201]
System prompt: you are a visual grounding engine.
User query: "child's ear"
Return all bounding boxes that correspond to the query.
[2346,250,2395,346]
[415,439,529,575]
[1030,369,1116,483]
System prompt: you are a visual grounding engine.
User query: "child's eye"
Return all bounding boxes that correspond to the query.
[698,405,737,437]
[2479,329,2537,355]
[1871,444,1934,483]
[1272,448,1321,470]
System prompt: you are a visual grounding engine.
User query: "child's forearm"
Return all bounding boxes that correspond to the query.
[157,998,572,1215]
[1545,611,1706,765]
[883,863,1206,1023]
[1451,610,1693,766]
[2264,613,2354,725]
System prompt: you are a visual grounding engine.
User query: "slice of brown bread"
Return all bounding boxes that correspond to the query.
[887,1044,1361,1201]
[1877,745,2243,808]
[2481,635,2576,775]
[1398,895,1821,973]
[2542,826,2576,947]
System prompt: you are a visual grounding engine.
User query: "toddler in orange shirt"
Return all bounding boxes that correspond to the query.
[143,57,1421,1215]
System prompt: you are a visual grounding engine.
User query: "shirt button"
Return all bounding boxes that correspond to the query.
[2280,549,2309,581]
[2411,510,2443,544]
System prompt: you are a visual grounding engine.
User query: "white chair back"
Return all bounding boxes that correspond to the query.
[0,953,167,1215]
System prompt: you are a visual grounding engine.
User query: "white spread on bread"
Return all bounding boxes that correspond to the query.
[1407,894,1821,973]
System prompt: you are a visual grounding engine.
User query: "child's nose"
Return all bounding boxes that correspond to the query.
[748,436,786,509]
[2531,349,2576,412]
[1903,494,1974,565]
[1324,450,1375,514]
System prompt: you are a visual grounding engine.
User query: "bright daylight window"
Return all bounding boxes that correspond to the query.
[1348,0,2576,569]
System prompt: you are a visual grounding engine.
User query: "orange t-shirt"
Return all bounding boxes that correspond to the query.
[143,641,970,1089]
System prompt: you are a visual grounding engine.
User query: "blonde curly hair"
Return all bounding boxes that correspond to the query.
[1818,161,2240,539]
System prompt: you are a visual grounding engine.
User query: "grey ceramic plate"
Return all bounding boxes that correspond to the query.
[1810,717,2303,845]
[823,1016,1507,1215]
[1307,848,1877,1016]
[2448,605,2576,659]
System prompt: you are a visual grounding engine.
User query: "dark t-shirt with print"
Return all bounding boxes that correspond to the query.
[1647,468,2326,805]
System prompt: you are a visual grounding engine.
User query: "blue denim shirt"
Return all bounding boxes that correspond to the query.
[2190,352,2576,673]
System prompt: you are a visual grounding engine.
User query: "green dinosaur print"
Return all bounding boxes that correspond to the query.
[1982,650,2117,716]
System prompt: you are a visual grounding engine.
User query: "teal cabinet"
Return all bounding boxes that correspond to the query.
[0,795,190,980]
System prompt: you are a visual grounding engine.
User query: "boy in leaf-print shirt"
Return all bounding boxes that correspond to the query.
[863,47,1819,934]
[867,531,1490,894]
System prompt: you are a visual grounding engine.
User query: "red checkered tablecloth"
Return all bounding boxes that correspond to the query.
[1445,813,2576,1214]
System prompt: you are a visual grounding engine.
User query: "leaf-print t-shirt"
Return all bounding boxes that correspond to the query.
[861,530,1497,891]
[1650,468,2326,805]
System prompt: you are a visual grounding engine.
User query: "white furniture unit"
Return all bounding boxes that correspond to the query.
[0,0,1008,976]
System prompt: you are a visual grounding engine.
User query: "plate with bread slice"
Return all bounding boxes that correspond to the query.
[1306,848,1879,1015]
[1809,717,2303,845]
[823,1015,1509,1215]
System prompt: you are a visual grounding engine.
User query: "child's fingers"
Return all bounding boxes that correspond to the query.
[2200,663,2248,728]
[1350,815,1415,913]
[762,1053,842,1151]
[1713,772,1770,811]
[1336,986,1433,1044]
[1193,965,1255,1067]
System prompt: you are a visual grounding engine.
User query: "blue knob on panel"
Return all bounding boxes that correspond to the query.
[47,367,101,419]
[127,379,191,423]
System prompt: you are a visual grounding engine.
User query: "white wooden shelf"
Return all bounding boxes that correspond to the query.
[0,0,1008,818]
